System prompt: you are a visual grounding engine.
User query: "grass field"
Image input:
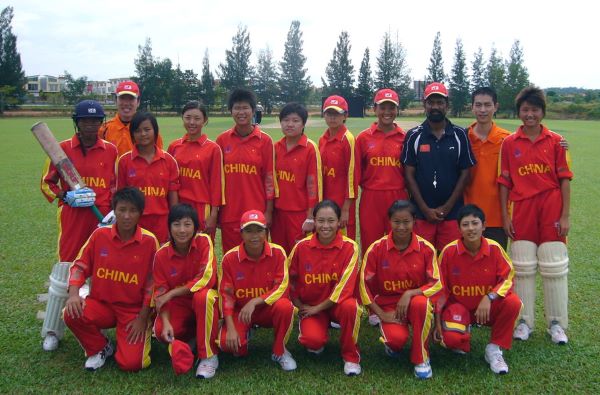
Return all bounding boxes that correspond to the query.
[1,115,599,394]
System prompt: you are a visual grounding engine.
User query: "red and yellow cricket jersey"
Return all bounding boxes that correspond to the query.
[274,134,323,211]
[438,237,514,311]
[288,232,359,306]
[168,134,225,210]
[218,241,288,317]
[216,126,277,223]
[355,123,406,191]
[153,233,217,300]
[464,123,511,227]
[116,146,180,216]
[69,224,159,307]
[318,126,359,208]
[498,125,573,202]
[360,232,441,307]
[41,135,117,207]
[100,116,164,157]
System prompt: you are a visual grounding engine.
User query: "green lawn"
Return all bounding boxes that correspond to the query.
[0,115,599,393]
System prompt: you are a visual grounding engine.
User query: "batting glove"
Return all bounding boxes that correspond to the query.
[98,210,116,227]
[64,187,96,208]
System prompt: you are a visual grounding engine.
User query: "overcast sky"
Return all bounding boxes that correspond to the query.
[11,0,598,89]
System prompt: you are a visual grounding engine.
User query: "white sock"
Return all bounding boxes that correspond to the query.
[486,343,501,353]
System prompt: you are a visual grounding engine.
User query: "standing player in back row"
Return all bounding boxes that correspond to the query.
[100,80,163,156]
[356,89,408,255]
[401,82,476,251]
[464,87,511,249]
[216,89,277,254]
[498,86,573,345]
[319,95,359,240]
[40,100,118,351]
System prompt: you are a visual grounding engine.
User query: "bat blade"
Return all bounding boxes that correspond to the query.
[31,122,85,190]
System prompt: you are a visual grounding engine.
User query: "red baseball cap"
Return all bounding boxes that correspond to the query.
[323,95,348,114]
[441,303,470,334]
[424,82,448,100]
[116,80,140,98]
[374,89,399,106]
[169,339,194,375]
[240,210,267,230]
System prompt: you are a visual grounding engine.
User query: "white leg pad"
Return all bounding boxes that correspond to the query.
[41,262,70,339]
[538,242,569,329]
[510,240,538,329]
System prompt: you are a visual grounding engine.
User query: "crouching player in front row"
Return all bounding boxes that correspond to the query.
[217,210,297,373]
[434,204,522,374]
[64,187,158,371]
[288,200,363,376]
[152,204,219,378]
[360,200,441,379]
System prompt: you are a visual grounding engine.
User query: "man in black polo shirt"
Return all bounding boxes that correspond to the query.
[401,82,476,251]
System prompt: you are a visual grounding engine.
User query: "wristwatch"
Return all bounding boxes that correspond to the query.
[487,292,498,301]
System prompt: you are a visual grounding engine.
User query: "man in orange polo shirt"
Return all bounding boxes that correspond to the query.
[464,87,511,249]
[100,81,163,156]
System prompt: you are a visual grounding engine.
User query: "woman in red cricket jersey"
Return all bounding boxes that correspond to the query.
[168,101,223,240]
[359,200,441,379]
[152,203,219,378]
[288,200,362,376]
[116,112,179,243]
[319,95,359,240]
[272,102,322,253]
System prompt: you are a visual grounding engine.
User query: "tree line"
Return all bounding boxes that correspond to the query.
[2,6,599,118]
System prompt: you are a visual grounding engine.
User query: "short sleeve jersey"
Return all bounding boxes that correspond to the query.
[360,232,441,307]
[168,134,225,208]
[274,134,323,211]
[216,125,277,223]
[41,136,117,208]
[69,225,159,307]
[401,120,476,219]
[497,125,573,202]
[318,126,359,207]
[288,232,360,306]
[355,123,406,191]
[116,147,180,216]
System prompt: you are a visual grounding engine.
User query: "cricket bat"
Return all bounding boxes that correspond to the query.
[31,122,104,221]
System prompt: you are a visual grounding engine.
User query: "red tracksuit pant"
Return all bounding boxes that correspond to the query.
[57,205,109,261]
[63,297,151,371]
[415,219,460,251]
[218,298,295,357]
[359,189,408,254]
[379,295,433,364]
[153,289,219,359]
[298,298,362,363]
[220,222,243,255]
[441,293,522,352]
[271,209,306,254]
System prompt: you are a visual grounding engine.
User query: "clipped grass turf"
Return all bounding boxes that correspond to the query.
[0,115,599,393]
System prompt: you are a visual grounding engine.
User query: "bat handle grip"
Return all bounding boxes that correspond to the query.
[91,205,104,222]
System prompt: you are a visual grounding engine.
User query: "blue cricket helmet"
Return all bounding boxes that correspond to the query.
[72,100,105,120]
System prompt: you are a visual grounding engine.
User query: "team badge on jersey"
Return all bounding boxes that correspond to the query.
[236,271,245,280]
[305,263,312,272]
[170,267,178,277]
[382,260,390,269]
[420,144,431,153]
[100,247,109,257]
[514,148,522,158]
[128,169,136,177]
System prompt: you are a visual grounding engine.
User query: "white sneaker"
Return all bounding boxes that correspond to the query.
[343,361,361,376]
[452,348,467,355]
[513,322,532,341]
[85,341,114,371]
[414,360,433,379]
[548,322,568,345]
[272,349,297,371]
[330,321,341,329]
[368,314,380,326]
[484,344,508,374]
[42,333,59,351]
[196,355,219,379]
[307,346,324,355]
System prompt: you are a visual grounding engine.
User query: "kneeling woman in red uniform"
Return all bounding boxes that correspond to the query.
[434,204,522,375]
[359,200,441,379]
[288,200,362,376]
[64,187,158,372]
[116,112,179,243]
[152,204,219,378]
[218,210,297,372]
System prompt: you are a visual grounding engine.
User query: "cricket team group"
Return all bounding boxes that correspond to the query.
[38,79,572,380]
